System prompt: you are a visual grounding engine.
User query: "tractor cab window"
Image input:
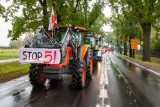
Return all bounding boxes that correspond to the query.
[54,29,67,42]
[77,32,82,45]
[84,37,91,44]
[72,30,82,45]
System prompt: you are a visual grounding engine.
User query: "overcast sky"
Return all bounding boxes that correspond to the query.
[0,2,112,46]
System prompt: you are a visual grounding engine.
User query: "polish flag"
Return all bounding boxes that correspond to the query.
[48,7,57,31]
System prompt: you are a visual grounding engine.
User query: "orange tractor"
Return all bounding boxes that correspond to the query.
[19,26,93,89]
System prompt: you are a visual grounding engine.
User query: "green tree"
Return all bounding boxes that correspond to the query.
[9,38,25,49]
[151,19,160,51]
[1,0,106,40]
[108,0,160,61]
[0,4,5,14]
[124,0,160,61]
[24,32,34,44]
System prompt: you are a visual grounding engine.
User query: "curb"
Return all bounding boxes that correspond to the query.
[107,54,130,88]
[116,54,160,77]
[107,54,138,105]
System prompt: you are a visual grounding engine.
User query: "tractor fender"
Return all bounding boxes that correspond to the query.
[50,46,72,68]
[80,45,90,60]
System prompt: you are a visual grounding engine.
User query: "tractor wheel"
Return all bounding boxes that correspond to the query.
[93,59,98,72]
[29,64,46,87]
[86,50,93,79]
[72,60,86,89]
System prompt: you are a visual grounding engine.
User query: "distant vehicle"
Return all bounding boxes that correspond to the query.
[84,33,102,70]
[107,45,114,51]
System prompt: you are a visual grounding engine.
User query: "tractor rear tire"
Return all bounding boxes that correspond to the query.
[29,64,46,87]
[93,59,98,72]
[72,60,86,89]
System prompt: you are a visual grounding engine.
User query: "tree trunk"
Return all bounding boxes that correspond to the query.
[38,0,48,29]
[119,46,122,54]
[42,1,47,30]
[142,23,151,61]
[124,42,127,55]
[129,36,132,57]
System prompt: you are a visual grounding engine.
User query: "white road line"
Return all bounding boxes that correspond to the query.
[99,88,108,98]
[99,65,109,85]
[104,69,109,85]
[96,104,110,107]
[0,80,29,93]
[97,53,111,107]
[96,104,101,107]
[106,105,111,107]
[120,55,160,76]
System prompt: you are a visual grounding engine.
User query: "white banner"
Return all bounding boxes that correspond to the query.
[19,48,61,64]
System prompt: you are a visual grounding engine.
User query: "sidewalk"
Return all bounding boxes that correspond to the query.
[0,58,19,63]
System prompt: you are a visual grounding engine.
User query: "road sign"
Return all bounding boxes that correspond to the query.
[131,39,139,50]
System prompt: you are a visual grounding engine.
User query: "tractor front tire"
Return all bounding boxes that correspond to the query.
[29,64,46,87]
[72,60,86,89]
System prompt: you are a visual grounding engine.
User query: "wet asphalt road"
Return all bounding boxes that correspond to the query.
[0,73,101,107]
[1,52,159,107]
[109,53,160,107]
[0,56,108,107]
[0,52,132,107]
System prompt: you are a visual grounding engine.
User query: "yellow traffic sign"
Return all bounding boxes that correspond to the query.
[131,39,139,50]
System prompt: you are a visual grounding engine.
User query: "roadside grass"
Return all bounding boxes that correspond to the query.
[118,53,160,67]
[0,61,30,83]
[0,49,19,60]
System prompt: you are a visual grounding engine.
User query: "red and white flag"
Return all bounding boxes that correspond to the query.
[48,7,57,31]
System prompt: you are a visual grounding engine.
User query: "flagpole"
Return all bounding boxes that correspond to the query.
[52,25,54,38]
[48,7,56,39]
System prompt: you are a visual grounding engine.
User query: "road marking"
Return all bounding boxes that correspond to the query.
[97,53,111,107]
[118,55,160,77]
[99,66,109,85]
[104,67,109,85]
[96,104,111,107]
[106,105,111,107]
[0,76,29,93]
[96,104,101,107]
[0,80,29,93]
[99,88,108,98]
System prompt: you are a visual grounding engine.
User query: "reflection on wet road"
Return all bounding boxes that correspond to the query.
[0,61,105,107]
[2,52,158,107]
[0,74,101,107]
[109,53,160,107]
[125,60,160,90]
